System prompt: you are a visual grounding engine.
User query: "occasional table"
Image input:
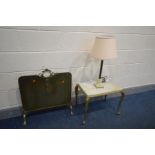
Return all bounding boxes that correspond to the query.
[75,82,125,125]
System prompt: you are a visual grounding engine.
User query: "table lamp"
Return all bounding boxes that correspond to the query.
[91,36,117,80]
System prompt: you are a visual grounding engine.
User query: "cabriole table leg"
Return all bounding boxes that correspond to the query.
[82,96,89,125]
[105,95,107,101]
[116,91,125,115]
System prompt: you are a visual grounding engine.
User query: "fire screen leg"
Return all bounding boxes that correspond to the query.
[23,112,27,126]
[75,85,78,105]
[70,103,74,115]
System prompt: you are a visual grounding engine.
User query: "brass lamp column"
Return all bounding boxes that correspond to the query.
[99,60,104,79]
[91,36,117,79]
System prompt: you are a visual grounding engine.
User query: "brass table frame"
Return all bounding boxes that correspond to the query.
[75,82,125,125]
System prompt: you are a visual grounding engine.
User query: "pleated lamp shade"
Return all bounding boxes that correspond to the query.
[91,36,117,59]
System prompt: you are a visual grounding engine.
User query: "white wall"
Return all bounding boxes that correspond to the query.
[0,26,155,110]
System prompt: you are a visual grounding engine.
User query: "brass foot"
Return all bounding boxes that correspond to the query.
[23,113,27,126]
[23,120,27,126]
[116,111,121,115]
[82,120,86,125]
[70,105,74,115]
[70,111,74,116]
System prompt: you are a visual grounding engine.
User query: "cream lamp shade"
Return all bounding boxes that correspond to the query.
[91,36,117,60]
[90,36,117,79]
